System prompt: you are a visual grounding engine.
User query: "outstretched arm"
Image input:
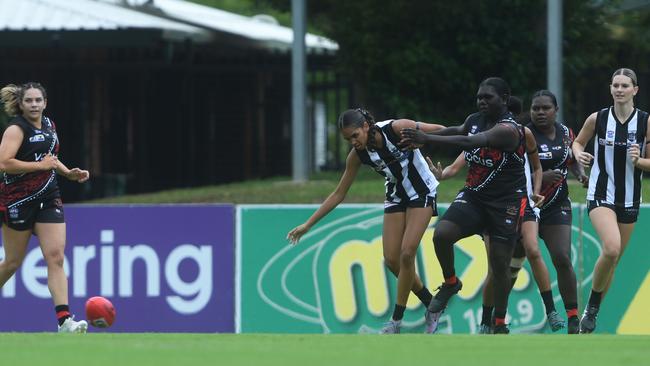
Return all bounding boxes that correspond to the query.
[392,119,446,150]
[425,124,467,136]
[391,119,446,134]
[400,123,519,151]
[425,115,471,136]
[399,115,471,139]
[287,149,361,245]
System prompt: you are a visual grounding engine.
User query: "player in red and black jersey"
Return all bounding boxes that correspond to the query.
[0,82,90,333]
[401,77,544,334]
[429,96,564,334]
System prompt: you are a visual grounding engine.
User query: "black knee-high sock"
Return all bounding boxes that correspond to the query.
[414,287,433,307]
[540,290,556,314]
[588,290,603,308]
[481,305,494,326]
[55,304,71,326]
[392,304,406,321]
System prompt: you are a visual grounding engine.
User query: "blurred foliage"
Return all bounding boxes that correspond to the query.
[195,0,650,128]
[263,0,635,124]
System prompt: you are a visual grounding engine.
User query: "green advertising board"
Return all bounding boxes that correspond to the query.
[237,204,650,334]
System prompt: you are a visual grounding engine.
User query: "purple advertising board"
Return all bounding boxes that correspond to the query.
[0,204,234,332]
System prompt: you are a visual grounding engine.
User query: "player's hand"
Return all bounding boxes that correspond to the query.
[425,157,443,180]
[530,193,545,208]
[400,128,429,146]
[402,142,423,150]
[577,174,589,188]
[38,153,58,170]
[66,168,90,183]
[287,223,310,245]
[542,169,563,187]
[397,136,423,150]
[576,151,594,167]
[628,143,641,166]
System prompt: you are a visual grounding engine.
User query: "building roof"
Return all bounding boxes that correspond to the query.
[110,0,339,53]
[0,0,211,42]
[0,0,338,53]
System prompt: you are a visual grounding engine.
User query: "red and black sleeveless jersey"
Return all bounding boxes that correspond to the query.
[463,112,526,200]
[528,122,574,209]
[0,115,60,207]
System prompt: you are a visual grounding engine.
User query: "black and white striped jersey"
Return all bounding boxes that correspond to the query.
[587,107,649,207]
[355,120,439,203]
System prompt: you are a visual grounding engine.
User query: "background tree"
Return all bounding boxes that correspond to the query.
[263,0,650,130]
[192,0,650,164]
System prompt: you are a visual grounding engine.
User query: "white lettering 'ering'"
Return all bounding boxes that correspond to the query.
[0,230,215,315]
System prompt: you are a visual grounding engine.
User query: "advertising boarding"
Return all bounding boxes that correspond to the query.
[0,204,234,332]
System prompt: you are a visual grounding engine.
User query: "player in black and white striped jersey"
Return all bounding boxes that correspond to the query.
[287,108,444,334]
[572,68,650,333]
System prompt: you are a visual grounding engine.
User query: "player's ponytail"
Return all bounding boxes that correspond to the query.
[1,84,21,116]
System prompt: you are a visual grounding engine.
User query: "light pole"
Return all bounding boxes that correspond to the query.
[291,0,308,182]
[547,0,563,122]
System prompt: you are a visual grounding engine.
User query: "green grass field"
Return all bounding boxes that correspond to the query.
[0,333,646,366]
[85,168,599,205]
[68,163,648,366]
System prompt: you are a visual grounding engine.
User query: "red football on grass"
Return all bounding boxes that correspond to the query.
[85,296,116,328]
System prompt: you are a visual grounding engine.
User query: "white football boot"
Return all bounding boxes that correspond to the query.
[58,316,88,333]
